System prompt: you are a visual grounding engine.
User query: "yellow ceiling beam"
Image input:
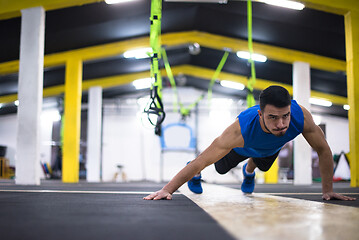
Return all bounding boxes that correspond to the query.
[0,36,150,75]
[184,31,346,73]
[0,0,102,20]
[300,0,359,15]
[0,64,348,106]
[0,94,17,105]
[0,31,346,76]
[0,61,19,75]
[0,71,152,104]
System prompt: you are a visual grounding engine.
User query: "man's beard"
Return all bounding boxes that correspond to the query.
[262,118,287,137]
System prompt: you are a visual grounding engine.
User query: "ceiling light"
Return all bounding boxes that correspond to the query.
[165,0,227,3]
[261,0,305,10]
[123,47,152,59]
[133,78,153,89]
[41,110,61,122]
[236,51,267,62]
[309,98,332,107]
[343,105,350,110]
[220,80,245,90]
[105,0,138,4]
[312,115,321,125]
[188,43,201,55]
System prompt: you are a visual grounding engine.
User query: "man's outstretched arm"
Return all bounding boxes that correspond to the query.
[301,106,356,201]
[144,119,244,200]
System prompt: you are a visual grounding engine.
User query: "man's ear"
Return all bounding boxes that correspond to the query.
[258,109,262,117]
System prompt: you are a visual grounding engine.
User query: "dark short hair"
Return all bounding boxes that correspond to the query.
[259,85,291,111]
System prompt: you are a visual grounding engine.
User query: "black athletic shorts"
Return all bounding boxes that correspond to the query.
[215,149,280,174]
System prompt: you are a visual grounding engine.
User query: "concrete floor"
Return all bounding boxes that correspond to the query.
[0,180,358,240]
[180,183,359,240]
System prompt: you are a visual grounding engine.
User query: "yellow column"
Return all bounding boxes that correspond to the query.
[62,58,82,183]
[345,10,359,187]
[264,159,278,184]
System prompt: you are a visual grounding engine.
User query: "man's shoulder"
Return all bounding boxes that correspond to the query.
[238,105,260,137]
[238,106,259,124]
[290,100,305,133]
[239,104,260,116]
[299,105,318,133]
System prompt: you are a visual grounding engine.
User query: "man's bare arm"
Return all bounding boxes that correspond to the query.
[144,119,244,200]
[301,106,355,201]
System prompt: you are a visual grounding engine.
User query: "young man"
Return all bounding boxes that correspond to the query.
[144,86,356,201]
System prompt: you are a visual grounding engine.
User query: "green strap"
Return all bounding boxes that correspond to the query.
[162,48,179,112]
[150,0,163,102]
[162,48,228,118]
[208,51,229,102]
[179,94,204,117]
[162,48,204,117]
[247,0,256,108]
[146,0,165,135]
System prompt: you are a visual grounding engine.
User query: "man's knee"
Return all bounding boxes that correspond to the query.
[214,161,228,175]
[258,166,271,172]
[215,150,247,175]
[256,165,272,172]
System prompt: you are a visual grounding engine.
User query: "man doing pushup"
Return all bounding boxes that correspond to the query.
[144,86,355,201]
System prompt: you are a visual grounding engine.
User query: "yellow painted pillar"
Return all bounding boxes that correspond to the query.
[345,10,359,187]
[62,58,83,183]
[264,158,278,184]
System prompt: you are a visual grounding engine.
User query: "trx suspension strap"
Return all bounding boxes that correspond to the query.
[144,0,165,136]
[207,51,229,103]
[162,48,229,120]
[247,0,256,108]
[161,48,180,113]
[162,48,203,119]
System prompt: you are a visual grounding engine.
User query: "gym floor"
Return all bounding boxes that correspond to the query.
[0,180,358,240]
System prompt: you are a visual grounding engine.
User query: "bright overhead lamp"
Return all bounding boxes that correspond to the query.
[105,0,138,4]
[312,115,321,125]
[261,0,305,10]
[124,47,152,59]
[165,0,227,3]
[220,80,245,90]
[236,51,267,62]
[343,105,350,110]
[41,110,61,122]
[309,98,332,107]
[133,78,153,90]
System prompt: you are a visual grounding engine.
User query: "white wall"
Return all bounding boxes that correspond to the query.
[40,109,61,165]
[101,106,144,182]
[312,114,349,154]
[0,108,60,178]
[0,89,351,183]
[0,114,18,166]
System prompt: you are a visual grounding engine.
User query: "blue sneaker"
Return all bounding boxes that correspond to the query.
[241,162,255,194]
[187,161,203,194]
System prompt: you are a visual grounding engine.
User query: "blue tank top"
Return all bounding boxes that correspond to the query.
[233,100,304,158]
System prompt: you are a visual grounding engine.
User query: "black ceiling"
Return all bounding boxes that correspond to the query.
[0,0,347,117]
